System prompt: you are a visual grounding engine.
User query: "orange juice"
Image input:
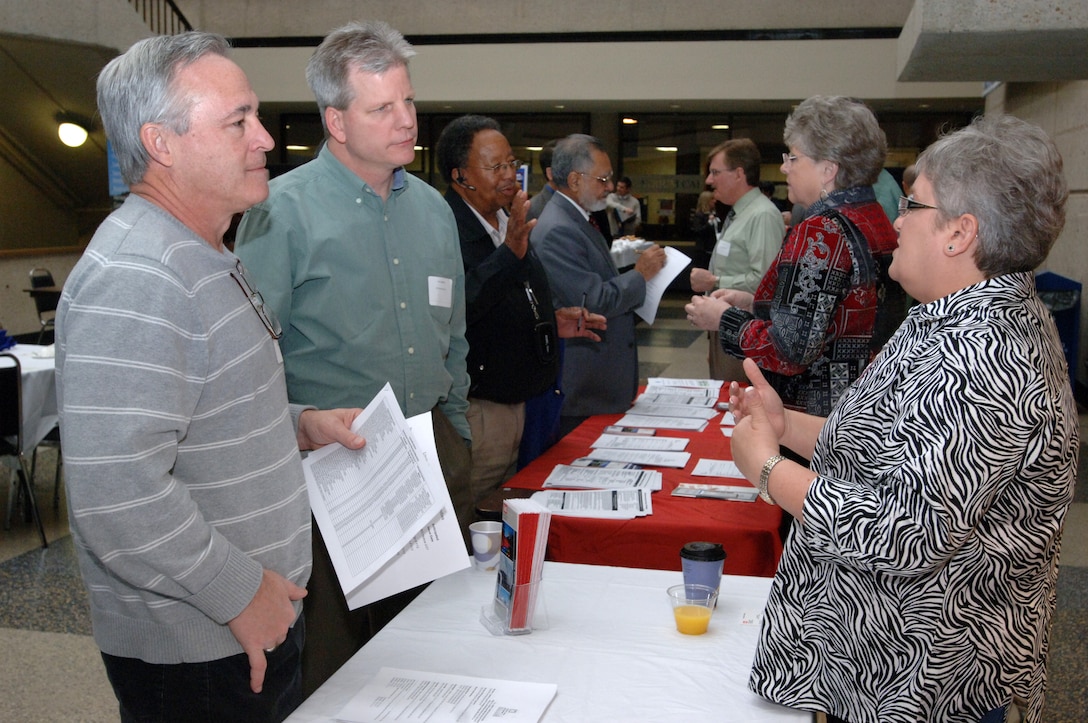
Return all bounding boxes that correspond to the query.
[673,604,712,634]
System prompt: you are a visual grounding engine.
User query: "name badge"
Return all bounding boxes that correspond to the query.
[428,276,453,308]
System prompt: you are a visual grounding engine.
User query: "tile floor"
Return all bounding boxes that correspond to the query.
[1,291,1084,721]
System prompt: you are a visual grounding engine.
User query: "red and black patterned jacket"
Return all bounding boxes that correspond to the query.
[719,186,906,416]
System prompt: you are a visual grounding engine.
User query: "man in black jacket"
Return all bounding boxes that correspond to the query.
[435,115,604,501]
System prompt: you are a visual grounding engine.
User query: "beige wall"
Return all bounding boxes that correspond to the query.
[173,0,915,37]
[236,39,979,108]
[987,80,1088,387]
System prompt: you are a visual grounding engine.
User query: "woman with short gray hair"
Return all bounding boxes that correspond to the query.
[687,95,906,416]
[731,113,1074,723]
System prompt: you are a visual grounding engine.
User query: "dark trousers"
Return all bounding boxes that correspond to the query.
[101,615,305,723]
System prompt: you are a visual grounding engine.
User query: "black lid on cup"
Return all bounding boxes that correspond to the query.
[680,541,725,562]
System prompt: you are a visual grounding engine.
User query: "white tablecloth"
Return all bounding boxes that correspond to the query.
[4,344,57,455]
[287,562,809,722]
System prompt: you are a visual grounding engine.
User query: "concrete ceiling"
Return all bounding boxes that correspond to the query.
[897,0,1088,82]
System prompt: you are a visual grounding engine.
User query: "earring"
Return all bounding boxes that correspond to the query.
[819,189,829,201]
[947,245,955,252]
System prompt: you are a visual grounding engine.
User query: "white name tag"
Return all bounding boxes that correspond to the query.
[428,276,453,308]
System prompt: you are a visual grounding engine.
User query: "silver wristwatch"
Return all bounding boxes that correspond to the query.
[758,454,786,505]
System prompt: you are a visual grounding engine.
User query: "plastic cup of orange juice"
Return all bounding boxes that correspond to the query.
[667,583,718,635]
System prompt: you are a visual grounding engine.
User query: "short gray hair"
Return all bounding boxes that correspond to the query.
[97,32,231,185]
[917,114,1067,276]
[306,20,416,126]
[783,95,887,189]
[552,134,605,189]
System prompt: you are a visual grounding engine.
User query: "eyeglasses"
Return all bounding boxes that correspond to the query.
[707,167,735,178]
[231,260,282,340]
[473,159,522,174]
[781,153,799,167]
[578,171,614,185]
[897,195,941,216]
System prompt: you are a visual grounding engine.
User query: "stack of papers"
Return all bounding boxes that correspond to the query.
[494,498,552,632]
[543,465,662,490]
[672,484,759,502]
[301,384,470,610]
[530,488,652,519]
[583,447,690,468]
[645,377,723,394]
[613,414,709,432]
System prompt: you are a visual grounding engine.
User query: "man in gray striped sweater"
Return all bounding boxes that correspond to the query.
[55,33,366,722]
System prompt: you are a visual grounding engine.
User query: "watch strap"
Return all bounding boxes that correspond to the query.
[758,454,786,505]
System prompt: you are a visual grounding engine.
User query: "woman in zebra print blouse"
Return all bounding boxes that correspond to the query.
[729,115,1076,723]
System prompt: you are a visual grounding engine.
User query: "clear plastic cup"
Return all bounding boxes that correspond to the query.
[667,583,718,635]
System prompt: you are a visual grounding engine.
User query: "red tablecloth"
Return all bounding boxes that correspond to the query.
[503,394,784,577]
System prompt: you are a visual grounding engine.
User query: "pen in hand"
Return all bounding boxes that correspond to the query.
[577,291,587,331]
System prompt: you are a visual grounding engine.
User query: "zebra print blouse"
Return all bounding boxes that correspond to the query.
[749,272,1078,723]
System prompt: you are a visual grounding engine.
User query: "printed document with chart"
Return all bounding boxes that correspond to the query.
[302,383,469,609]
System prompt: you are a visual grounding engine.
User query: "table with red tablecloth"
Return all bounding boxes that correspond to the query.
[501,391,785,577]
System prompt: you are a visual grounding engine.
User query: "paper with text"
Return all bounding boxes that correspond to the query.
[337,667,557,723]
[303,384,450,607]
[543,465,663,490]
[531,489,652,518]
[585,447,691,468]
[615,413,709,431]
[344,412,470,610]
[590,433,689,452]
[672,483,759,502]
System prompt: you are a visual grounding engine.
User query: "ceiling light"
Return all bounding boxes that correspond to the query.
[527,146,543,152]
[58,121,89,148]
[656,146,678,153]
[622,117,638,125]
[711,124,730,130]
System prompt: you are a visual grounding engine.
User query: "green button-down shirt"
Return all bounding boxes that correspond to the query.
[235,146,470,439]
[709,187,785,294]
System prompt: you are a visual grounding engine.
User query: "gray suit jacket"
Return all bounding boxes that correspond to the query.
[532,192,647,416]
[527,184,555,221]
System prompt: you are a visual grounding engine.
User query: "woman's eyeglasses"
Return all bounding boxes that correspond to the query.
[230,260,282,340]
[897,195,940,216]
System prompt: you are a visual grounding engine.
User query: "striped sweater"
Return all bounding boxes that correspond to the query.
[56,194,311,664]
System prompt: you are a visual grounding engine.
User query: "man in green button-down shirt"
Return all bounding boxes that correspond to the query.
[235,20,473,696]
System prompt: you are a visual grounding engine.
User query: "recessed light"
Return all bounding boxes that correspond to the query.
[622,117,638,125]
[656,146,678,152]
[711,124,730,130]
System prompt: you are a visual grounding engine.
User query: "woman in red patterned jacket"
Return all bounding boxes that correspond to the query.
[687,95,907,417]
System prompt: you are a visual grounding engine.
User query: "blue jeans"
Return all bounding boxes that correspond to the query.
[101,616,305,723]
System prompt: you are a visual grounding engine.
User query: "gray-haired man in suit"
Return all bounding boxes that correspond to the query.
[531,134,666,436]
